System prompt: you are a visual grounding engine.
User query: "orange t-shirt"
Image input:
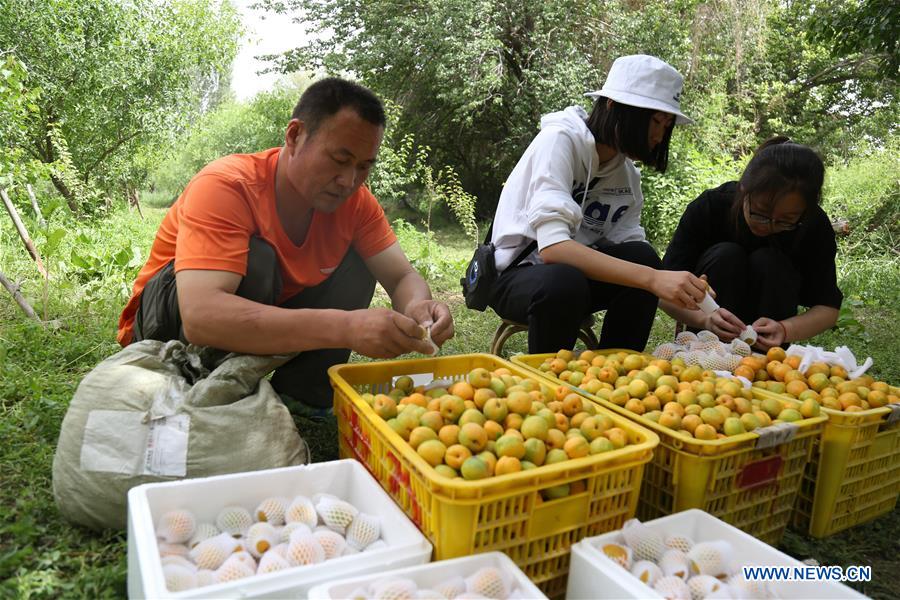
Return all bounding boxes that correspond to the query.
[117,147,397,345]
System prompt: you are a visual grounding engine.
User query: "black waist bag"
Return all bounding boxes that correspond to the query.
[461,223,536,311]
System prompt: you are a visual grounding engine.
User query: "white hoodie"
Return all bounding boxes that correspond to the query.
[491,105,646,271]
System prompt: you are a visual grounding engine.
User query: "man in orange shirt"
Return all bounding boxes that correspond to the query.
[118,78,454,411]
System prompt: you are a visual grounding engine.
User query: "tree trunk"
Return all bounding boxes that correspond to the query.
[1,188,48,279]
[26,184,47,228]
[48,172,80,214]
[129,188,144,220]
[0,269,39,321]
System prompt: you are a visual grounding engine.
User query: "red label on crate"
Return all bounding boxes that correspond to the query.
[736,455,783,489]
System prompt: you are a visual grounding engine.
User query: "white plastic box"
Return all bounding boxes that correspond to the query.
[566,509,868,600]
[127,459,433,599]
[308,551,547,599]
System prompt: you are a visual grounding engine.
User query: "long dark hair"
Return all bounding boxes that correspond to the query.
[731,136,825,232]
[585,97,673,172]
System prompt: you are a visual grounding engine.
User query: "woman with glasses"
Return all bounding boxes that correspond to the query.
[660,137,842,350]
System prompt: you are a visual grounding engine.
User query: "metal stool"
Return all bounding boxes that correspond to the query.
[490,316,600,356]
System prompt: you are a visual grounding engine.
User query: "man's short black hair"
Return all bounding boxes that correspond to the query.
[585,97,673,172]
[291,77,386,136]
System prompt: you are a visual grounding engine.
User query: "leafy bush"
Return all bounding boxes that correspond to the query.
[821,139,900,258]
[641,137,742,248]
[392,218,469,282]
[150,84,304,196]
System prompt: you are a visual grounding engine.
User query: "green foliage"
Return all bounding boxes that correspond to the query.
[0,55,44,189]
[0,0,242,211]
[821,140,900,258]
[369,105,479,241]
[640,137,743,248]
[150,82,309,196]
[392,218,468,282]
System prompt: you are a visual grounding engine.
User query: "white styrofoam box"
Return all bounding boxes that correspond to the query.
[308,551,547,599]
[566,509,868,600]
[127,459,432,599]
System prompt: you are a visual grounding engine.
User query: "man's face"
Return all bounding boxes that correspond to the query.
[284,107,383,212]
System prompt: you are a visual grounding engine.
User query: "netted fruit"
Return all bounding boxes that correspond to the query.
[216,506,253,537]
[189,532,241,570]
[465,566,511,599]
[315,495,359,533]
[157,509,196,544]
[285,532,326,566]
[285,495,318,528]
[246,522,279,558]
[163,563,197,591]
[346,512,381,550]
[314,528,347,559]
[256,549,291,574]
[254,496,289,525]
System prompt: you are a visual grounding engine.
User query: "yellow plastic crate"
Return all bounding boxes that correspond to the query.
[512,352,827,546]
[328,353,658,599]
[751,388,900,537]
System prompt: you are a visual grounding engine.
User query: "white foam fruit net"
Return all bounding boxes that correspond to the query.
[314,528,347,559]
[346,512,381,550]
[315,495,359,533]
[285,495,318,528]
[254,496,289,525]
[465,566,512,599]
[157,509,196,544]
[189,532,240,570]
[285,532,326,566]
[215,505,253,536]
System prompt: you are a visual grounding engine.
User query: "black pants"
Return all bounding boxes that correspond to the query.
[133,237,376,408]
[696,242,799,325]
[489,241,662,353]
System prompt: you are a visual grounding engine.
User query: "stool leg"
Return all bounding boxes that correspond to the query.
[490,322,510,355]
[492,322,528,356]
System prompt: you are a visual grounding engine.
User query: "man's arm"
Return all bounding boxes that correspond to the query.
[176,267,436,357]
[364,242,454,346]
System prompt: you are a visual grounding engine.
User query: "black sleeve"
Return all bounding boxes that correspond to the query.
[797,209,843,309]
[662,191,713,273]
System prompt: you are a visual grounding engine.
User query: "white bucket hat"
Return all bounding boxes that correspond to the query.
[585,54,693,125]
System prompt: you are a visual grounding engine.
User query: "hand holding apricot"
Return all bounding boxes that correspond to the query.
[650,270,706,310]
[346,308,435,358]
[403,299,454,347]
[751,317,785,351]
[703,308,745,341]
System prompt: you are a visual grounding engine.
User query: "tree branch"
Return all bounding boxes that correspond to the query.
[1,188,48,279]
[85,130,143,179]
[0,270,39,321]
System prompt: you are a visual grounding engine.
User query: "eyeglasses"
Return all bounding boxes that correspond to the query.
[744,198,802,232]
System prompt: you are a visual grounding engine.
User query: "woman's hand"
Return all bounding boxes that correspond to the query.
[752,317,786,351]
[650,270,708,310]
[703,308,746,341]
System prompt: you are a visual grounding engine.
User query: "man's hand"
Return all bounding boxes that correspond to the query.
[752,317,785,351]
[404,299,454,347]
[347,307,437,358]
[703,308,746,341]
[649,271,707,310]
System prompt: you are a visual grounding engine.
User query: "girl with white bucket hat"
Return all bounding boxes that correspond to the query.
[483,55,705,353]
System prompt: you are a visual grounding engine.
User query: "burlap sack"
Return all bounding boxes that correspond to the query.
[52,340,308,530]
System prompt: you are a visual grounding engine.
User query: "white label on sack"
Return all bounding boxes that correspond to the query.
[81,410,147,474]
[143,414,190,476]
[81,410,189,476]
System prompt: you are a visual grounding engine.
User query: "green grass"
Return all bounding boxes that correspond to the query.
[1,206,899,598]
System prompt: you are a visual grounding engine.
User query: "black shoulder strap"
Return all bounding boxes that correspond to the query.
[485,185,588,269]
